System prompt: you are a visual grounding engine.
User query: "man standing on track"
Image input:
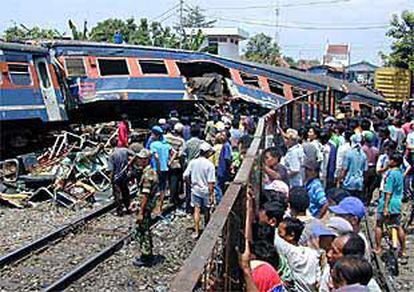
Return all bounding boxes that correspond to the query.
[108,138,135,216]
[133,149,159,267]
[183,142,216,239]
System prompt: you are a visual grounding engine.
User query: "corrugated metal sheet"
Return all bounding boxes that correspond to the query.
[374,67,412,102]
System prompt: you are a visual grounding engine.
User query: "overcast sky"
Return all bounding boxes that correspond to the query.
[1,0,413,65]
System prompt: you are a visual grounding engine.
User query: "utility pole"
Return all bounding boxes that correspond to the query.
[179,0,184,48]
[275,0,280,44]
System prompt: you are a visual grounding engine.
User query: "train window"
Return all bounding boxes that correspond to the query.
[8,64,32,86]
[37,61,51,88]
[268,79,285,96]
[240,72,260,88]
[98,59,129,76]
[65,57,86,77]
[292,87,307,98]
[138,60,168,75]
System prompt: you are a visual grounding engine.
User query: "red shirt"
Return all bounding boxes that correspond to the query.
[117,121,129,148]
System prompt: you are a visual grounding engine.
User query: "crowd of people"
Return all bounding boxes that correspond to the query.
[106,105,258,267]
[240,106,414,291]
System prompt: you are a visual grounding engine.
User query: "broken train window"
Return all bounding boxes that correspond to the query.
[268,79,285,96]
[240,71,260,88]
[8,63,32,86]
[138,60,168,75]
[65,57,86,77]
[98,58,129,76]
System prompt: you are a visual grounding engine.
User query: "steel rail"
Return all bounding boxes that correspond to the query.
[363,218,397,292]
[0,202,116,267]
[43,205,176,291]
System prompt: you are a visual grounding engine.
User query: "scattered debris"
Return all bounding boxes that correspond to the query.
[0,123,147,209]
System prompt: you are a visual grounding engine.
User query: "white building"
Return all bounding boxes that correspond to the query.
[322,43,351,69]
[184,27,248,59]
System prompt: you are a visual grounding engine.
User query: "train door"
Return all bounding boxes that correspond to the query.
[34,57,62,121]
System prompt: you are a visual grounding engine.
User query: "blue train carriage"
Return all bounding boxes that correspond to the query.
[49,41,197,122]
[0,42,68,149]
[47,41,385,123]
[48,41,292,121]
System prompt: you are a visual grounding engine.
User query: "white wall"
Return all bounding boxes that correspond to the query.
[218,42,240,59]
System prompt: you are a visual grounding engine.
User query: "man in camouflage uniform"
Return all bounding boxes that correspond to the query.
[132,149,159,267]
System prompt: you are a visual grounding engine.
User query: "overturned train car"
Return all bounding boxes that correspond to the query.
[1,40,386,150]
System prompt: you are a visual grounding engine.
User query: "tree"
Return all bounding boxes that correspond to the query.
[381,10,414,71]
[3,24,61,42]
[244,33,281,66]
[182,6,216,28]
[182,29,205,51]
[68,20,88,40]
[89,18,136,43]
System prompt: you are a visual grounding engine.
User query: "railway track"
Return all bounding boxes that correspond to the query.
[364,203,414,292]
[0,202,175,291]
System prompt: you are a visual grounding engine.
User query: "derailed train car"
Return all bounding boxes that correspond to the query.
[0,42,68,149]
[47,41,385,120]
[1,40,386,150]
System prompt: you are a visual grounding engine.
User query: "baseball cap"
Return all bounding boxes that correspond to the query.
[303,159,320,171]
[328,196,366,220]
[325,216,353,236]
[151,125,164,135]
[324,116,337,124]
[200,142,214,153]
[311,221,336,237]
[263,180,289,197]
[158,118,167,125]
[174,122,184,133]
[136,149,151,159]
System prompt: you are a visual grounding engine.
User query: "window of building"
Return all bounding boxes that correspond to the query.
[268,79,285,96]
[235,40,239,45]
[65,57,86,77]
[219,37,227,43]
[8,63,32,86]
[138,60,168,75]
[230,38,234,43]
[240,71,260,88]
[98,58,129,76]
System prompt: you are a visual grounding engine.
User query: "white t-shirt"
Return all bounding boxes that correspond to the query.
[274,232,321,291]
[335,142,351,178]
[183,156,216,198]
[281,144,305,187]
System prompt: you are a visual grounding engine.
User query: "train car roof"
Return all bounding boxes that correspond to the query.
[46,40,386,105]
[0,41,49,54]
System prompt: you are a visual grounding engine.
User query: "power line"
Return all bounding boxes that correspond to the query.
[205,0,350,10]
[150,3,181,22]
[211,15,388,30]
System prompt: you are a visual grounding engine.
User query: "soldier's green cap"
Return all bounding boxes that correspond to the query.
[136,149,151,159]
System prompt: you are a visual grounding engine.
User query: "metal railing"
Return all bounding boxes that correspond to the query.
[170,90,334,291]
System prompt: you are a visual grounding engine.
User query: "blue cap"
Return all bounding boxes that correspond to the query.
[311,221,336,237]
[151,125,163,134]
[328,196,366,219]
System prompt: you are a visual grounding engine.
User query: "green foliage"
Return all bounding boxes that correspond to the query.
[181,29,205,51]
[2,17,205,51]
[89,18,134,42]
[3,24,61,41]
[244,33,281,66]
[381,10,414,71]
[68,20,88,40]
[182,6,216,28]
